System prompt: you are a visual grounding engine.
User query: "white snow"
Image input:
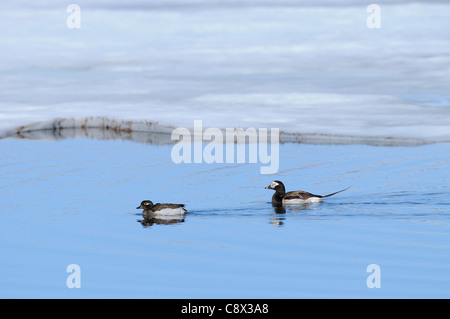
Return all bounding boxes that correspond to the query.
[1,1,449,144]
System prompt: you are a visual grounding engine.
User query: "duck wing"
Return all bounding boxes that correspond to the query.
[154,203,185,210]
[283,190,319,200]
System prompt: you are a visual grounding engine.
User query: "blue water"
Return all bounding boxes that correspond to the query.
[1,138,449,298]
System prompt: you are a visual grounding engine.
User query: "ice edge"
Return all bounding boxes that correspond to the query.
[0,117,442,146]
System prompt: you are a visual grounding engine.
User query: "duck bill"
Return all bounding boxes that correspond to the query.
[136,205,143,209]
[265,186,272,189]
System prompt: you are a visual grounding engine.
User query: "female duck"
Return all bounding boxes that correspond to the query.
[265,180,349,206]
[136,200,188,219]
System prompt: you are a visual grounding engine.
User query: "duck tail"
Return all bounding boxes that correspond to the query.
[321,186,351,198]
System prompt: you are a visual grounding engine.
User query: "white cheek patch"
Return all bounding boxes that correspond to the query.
[270,181,279,188]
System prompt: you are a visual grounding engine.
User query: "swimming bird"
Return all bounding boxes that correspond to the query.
[136,200,188,219]
[265,180,350,206]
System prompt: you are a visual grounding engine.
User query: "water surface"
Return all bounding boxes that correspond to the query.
[1,138,449,298]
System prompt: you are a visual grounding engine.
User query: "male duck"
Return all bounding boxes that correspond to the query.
[265,180,350,206]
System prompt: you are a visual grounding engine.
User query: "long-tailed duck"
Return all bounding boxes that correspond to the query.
[265,180,350,206]
[136,200,188,219]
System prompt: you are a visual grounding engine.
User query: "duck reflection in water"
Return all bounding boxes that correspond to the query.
[269,202,321,226]
[138,215,186,226]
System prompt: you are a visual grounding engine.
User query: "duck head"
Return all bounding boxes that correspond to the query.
[136,200,154,210]
[265,180,286,193]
